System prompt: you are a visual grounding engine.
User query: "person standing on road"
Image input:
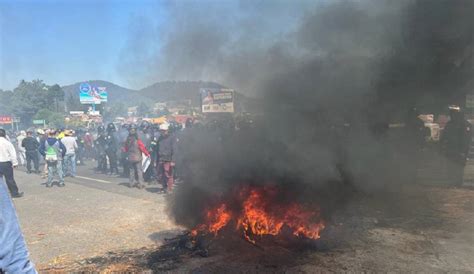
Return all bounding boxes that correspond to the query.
[83,131,94,160]
[16,130,27,166]
[40,130,67,187]
[0,128,23,198]
[105,123,119,175]
[0,178,37,273]
[157,123,177,193]
[441,105,472,186]
[38,129,49,179]
[22,131,40,174]
[61,130,78,177]
[124,125,150,189]
[118,124,130,178]
[75,130,85,166]
[95,126,108,173]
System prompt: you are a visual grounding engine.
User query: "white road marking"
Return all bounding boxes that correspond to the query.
[74,176,113,184]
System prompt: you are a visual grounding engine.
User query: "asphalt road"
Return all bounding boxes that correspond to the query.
[8,156,474,271]
[10,161,181,269]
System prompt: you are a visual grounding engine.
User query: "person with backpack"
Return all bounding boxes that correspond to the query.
[124,125,150,189]
[39,130,67,187]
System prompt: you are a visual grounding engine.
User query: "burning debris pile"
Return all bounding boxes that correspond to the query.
[191,185,325,244]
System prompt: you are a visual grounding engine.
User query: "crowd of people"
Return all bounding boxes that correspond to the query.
[0,106,472,201]
[0,119,190,198]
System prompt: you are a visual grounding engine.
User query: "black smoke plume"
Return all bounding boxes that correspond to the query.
[131,0,474,230]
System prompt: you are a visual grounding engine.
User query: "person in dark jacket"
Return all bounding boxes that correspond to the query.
[39,130,67,187]
[95,126,107,173]
[0,178,37,273]
[118,124,130,178]
[441,105,472,186]
[22,131,40,174]
[399,107,429,184]
[157,123,177,193]
[105,123,119,175]
[124,126,150,189]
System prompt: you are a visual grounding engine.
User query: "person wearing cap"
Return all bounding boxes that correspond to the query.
[124,125,150,189]
[61,130,78,177]
[0,128,23,198]
[22,131,40,174]
[441,105,472,186]
[39,130,67,187]
[157,123,177,193]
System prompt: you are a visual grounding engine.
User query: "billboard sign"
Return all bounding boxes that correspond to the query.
[200,88,234,113]
[79,83,108,104]
[0,116,12,125]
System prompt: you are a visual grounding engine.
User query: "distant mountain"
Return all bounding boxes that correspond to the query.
[138,81,225,106]
[62,80,252,109]
[61,80,143,104]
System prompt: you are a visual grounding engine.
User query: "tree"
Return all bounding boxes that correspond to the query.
[66,93,85,112]
[48,84,65,112]
[0,90,14,115]
[9,80,65,127]
[34,109,64,128]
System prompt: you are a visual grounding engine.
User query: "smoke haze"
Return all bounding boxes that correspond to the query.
[122,0,474,229]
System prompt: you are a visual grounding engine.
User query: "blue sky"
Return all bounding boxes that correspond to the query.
[0,0,165,90]
[0,0,314,91]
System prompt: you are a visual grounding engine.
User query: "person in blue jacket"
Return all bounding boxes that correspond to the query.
[0,178,37,273]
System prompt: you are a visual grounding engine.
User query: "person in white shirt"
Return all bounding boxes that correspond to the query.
[16,130,26,166]
[61,130,78,177]
[0,128,23,198]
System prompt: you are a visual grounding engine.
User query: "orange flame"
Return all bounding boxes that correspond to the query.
[192,186,325,243]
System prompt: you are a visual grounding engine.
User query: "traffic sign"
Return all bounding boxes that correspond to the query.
[33,120,45,125]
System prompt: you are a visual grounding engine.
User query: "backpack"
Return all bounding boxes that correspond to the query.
[45,140,59,163]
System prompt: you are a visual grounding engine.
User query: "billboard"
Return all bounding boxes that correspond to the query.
[0,116,12,125]
[79,83,108,104]
[200,88,234,113]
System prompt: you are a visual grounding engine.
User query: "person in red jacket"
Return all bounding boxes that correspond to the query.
[124,125,150,189]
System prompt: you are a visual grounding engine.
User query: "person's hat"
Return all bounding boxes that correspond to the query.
[37,129,45,135]
[159,123,170,131]
[65,130,73,136]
